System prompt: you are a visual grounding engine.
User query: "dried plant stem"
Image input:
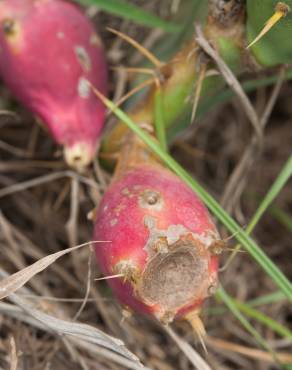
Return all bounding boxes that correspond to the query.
[207,336,292,364]
[195,24,263,141]
[164,326,211,370]
[9,337,18,370]
[220,66,286,216]
[73,246,93,321]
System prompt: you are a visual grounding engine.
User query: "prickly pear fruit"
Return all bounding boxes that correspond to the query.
[0,0,107,169]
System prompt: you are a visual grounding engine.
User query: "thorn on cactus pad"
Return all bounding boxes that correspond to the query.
[247,2,290,49]
[184,310,207,352]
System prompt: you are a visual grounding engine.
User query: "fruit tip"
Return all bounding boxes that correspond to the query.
[64,141,97,171]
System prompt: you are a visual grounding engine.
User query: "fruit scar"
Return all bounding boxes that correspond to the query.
[0,0,107,169]
[94,135,222,333]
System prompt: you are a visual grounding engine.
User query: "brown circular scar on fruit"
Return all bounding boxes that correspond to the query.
[137,237,210,313]
[139,190,164,211]
[1,18,22,50]
[1,18,21,42]
[1,18,15,35]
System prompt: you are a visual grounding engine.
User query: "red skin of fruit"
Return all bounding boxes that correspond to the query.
[94,164,219,322]
[0,0,107,167]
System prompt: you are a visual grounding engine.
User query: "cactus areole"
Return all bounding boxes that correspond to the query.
[94,164,220,324]
[0,0,107,169]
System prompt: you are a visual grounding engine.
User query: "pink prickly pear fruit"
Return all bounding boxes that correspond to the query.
[93,140,221,332]
[0,0,107,169]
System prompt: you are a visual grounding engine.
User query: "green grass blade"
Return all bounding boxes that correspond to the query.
[211,286,290,340]
[218,287,277,358]
[246,156,292,234]
[154,88,168,151]
[247,291,286,307]
[74,0,181,33]
[234,299,292,339]
[269,206,292,232]
[208,290,289,342]
[208,290,286,314]
[99,96,292,300]
[223,155,292,267]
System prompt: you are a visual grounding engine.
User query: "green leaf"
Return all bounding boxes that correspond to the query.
[74,0,181,33]
[98,95,292,300]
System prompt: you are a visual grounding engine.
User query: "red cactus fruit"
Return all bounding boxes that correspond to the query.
[0,0,107,169]
[94,138,221,333]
